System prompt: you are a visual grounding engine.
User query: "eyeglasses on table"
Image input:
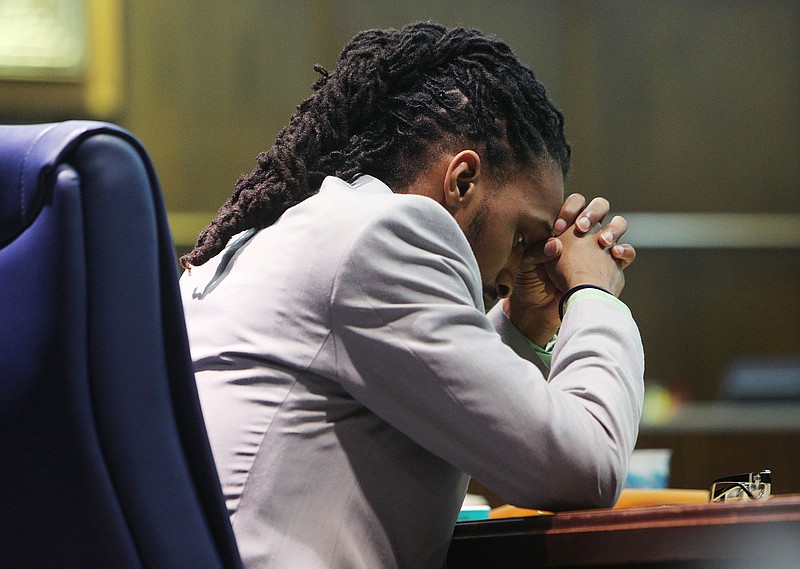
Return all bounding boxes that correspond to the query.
[709,469,771,503]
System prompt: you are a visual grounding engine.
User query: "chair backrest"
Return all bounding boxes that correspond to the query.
[0,121,242,569]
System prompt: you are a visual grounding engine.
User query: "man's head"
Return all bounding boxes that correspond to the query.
[181,22,570,270]
[411,148,565,308]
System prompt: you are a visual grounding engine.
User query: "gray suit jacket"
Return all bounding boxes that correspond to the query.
[179,175,644,569]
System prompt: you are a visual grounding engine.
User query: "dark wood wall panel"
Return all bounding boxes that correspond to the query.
[623,248,800,400]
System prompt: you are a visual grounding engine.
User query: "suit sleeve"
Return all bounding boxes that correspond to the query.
[328,197,644,510]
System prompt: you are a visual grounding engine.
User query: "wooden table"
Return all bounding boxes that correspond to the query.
[447,495,800,568]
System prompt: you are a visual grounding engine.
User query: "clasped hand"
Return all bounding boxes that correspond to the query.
[503,194,636,346]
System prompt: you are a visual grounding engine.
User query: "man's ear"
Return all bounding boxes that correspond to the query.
[443,150,481,209]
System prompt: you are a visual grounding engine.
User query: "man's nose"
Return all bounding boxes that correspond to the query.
[495,247,525,299]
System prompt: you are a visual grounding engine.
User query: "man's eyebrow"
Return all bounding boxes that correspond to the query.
[529,215,554,238]
[521,216,555,250]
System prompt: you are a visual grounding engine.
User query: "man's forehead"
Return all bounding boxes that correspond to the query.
[523,160,565,220]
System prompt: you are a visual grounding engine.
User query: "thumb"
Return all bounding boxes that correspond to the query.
[522,237,562,268]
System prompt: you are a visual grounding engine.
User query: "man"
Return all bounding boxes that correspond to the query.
[179,22,644,569]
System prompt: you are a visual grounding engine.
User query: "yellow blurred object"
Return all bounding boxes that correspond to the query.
[489,505,553,519]
[489,489,711,519]
[641,382,686,425]
[84,0,124,117]
[0,0,123,118]
[613,488,709,509]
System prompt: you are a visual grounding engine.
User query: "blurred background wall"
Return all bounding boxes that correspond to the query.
[2,0,798,490]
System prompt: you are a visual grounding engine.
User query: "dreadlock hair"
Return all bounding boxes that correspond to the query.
[180,22,570,268]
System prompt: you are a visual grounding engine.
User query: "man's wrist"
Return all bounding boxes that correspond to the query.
[558,284,612,320]
[559,286,632,319]
[502,299,560,347]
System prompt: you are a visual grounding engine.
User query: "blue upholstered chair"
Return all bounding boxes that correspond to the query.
[0,122,242,568]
